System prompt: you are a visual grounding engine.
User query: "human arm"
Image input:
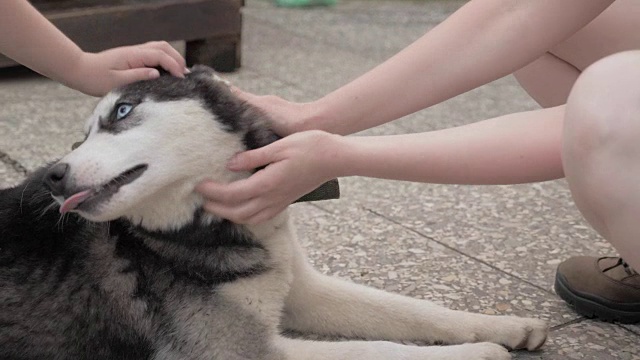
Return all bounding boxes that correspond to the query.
[332,106,565,184]
[262,0,613,135]
[197,0,613,223]
[0,0,186,96]
[197,106,565,224]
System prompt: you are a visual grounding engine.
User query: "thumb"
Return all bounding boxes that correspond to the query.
[113,68,160,87]
[227,145,277,172]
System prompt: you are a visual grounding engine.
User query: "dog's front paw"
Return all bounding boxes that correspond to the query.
[487,317,548,351]
[444,342,511,360]
[474,343,511,360]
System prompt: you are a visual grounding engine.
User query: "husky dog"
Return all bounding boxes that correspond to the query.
[0,66,548,360]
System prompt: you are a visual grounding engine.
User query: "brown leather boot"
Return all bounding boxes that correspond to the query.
[555,256,640,323]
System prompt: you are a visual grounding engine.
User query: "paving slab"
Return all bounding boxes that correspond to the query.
[622,324,640,336]
[517,320,640,360]
[240,16,378,100]
[290,204,576,326]
[0,96,96,171]
[315,176,615,291]
[0,67,82,102]
[243,0,463,62]
[0,160,25,188]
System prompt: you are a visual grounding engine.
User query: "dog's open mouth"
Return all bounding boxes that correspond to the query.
[59,164,148,214]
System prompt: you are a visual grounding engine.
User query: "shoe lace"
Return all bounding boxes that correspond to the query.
[620,258,638,276]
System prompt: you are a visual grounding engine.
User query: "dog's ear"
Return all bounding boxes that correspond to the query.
[186,64,277,148]
[244,124,281,151]
[186,65,342,203]
[187,65,217,82]
[188,64,215,76]
[187,65,232,88]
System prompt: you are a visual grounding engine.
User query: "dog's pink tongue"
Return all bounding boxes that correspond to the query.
[60,190,92,214]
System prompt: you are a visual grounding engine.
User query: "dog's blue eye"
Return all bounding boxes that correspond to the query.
[115,104,133,120]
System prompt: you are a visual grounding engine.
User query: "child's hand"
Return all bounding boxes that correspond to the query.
[196,131,341,224]
[69,41,188,96]
[232,88,310,136]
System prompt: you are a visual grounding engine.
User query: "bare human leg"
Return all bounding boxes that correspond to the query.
[557,51,640,323]
[514,0,640,108]
[511,0,640,323]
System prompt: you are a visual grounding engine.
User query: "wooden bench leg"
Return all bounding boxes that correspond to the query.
[186,35,241,72]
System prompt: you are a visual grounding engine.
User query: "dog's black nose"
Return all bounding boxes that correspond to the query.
[44,163,70,196]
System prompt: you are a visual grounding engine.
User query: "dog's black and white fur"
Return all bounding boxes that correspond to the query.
[0,66,547,359]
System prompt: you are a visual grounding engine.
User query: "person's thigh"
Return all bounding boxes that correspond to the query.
[515,0,640,107]
[562,50,640,269]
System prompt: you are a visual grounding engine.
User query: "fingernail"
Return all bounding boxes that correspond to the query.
[184,67,191,74]
[148,69,160,79]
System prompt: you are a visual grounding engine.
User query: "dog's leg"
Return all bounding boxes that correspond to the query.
[275,336,510,360]
[283,242,547,350]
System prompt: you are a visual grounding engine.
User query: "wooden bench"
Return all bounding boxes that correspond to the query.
[0,0,243,72]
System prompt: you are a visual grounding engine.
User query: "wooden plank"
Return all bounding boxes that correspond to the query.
[186,34,241,72]
[0,0,242,68]
[47,0,241,51]
[31,0,224,13]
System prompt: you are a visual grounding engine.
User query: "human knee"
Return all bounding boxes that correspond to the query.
[563,51,640,159]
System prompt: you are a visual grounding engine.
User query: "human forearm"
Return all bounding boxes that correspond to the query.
[331,106,566,184]
[0,0,84,87]
[0,0,187,96]
[195,106,566,224]
[302,0,613,135]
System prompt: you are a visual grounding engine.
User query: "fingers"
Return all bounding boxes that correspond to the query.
[201,199,256,224]
[202,199,283,225]
[227,145,278,171]
[136,46,186,78]
[196,179,257,205]
[144,41,187,73]
[230,91,299,136]
[196,177,283,224]
[248,206,285,224]
[113,67,161,86]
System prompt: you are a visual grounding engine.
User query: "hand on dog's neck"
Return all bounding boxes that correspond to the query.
[121,178,288,240]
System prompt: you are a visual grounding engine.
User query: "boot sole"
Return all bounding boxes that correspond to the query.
[555,272,640,324]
